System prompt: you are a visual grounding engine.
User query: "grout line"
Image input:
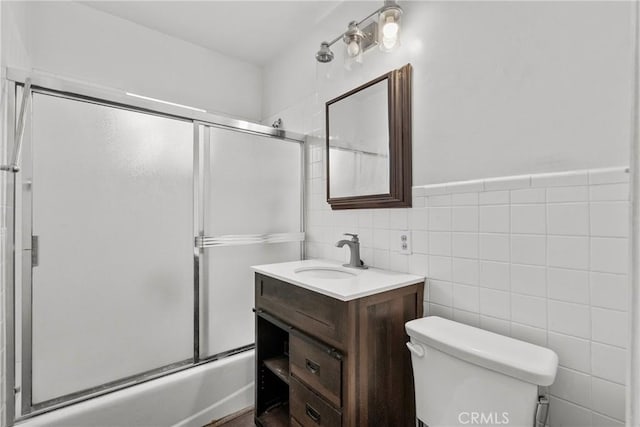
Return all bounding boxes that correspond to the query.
[589,373,627,387]
[589,337,628,350]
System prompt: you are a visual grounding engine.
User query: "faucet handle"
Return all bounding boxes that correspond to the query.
[343,233,359,242]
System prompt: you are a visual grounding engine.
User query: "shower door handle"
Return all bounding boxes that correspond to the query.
[31,235,39,267]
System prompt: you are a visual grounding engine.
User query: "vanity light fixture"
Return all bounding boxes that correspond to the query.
[314,0,403,64]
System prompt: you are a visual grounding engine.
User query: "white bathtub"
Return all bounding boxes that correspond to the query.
[17,350,255,427]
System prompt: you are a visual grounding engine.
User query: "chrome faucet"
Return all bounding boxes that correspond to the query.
[336,233,368,269]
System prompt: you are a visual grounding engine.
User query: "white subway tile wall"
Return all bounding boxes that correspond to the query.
[304,138,629,426]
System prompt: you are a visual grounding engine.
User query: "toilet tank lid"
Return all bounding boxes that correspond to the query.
[405,316,558,386]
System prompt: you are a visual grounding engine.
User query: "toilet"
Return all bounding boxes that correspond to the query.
[405,316,558,427]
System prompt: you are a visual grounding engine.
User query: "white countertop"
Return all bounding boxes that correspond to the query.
[251,259,425,301]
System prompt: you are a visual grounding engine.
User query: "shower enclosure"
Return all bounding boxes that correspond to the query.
[2,72,304,424]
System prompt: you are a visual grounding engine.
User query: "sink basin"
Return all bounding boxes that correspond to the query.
[294,266,357,280]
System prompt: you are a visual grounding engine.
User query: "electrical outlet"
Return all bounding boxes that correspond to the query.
[397,230,411,254]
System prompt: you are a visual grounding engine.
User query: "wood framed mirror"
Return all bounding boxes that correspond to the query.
[326,63,412,210]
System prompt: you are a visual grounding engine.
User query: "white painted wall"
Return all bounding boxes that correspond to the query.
[0,1,31,73]
[262,1,634,185]
[1,1,263,121]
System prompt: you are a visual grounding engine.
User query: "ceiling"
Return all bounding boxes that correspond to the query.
[80,1,343,66]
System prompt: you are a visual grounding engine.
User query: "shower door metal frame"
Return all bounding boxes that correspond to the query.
[193,121,305,364]
[3,69,306,425]
[3,79,18,427]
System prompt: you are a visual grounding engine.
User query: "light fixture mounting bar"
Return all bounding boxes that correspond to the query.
[322,4,385,48]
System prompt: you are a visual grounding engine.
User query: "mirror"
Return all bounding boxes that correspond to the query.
[326,64,412,209]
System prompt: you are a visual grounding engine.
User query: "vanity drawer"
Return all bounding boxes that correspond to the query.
[290,377,342,427]
[255,274,347,348]
[290,334,342,408]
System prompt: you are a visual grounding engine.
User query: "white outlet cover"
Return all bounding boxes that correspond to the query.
[396,230,411,255]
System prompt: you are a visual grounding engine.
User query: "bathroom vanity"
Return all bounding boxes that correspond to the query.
[252,260,424,427]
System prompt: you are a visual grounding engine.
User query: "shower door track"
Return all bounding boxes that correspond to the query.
[3,71,306,425]
[5,68,305,143]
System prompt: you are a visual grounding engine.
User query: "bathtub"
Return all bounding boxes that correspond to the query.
[16,350,255,427]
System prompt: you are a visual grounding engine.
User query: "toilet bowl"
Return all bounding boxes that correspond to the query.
[405,316,558,427]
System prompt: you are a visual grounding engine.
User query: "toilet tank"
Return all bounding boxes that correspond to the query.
[405,317,558,427]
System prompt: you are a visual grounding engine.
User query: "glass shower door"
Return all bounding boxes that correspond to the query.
[198,125,302,358]
[13,84,304,418]
[24,92,195,409]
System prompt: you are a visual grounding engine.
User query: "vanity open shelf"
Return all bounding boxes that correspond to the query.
[263,357,290,385]
[253,260,425,427]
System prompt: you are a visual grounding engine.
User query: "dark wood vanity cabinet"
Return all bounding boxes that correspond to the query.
[254,273,424,427]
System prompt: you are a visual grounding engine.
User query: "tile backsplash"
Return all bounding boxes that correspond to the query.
[305,139,630,426]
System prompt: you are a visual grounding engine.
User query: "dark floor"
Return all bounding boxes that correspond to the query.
[204,408,254,427]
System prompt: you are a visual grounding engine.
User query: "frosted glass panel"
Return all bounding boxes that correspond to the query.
[201,243,299,356]
[204,127,302,235]
[30,94,194,404]
[201,127,301,357]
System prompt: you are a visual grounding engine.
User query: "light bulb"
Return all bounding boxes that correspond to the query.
[382,19,399,38]
[347,40,361,57]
